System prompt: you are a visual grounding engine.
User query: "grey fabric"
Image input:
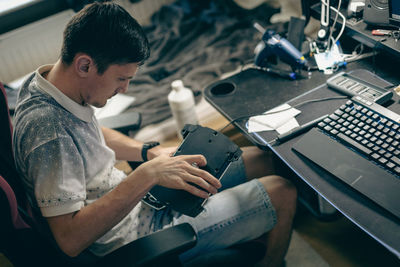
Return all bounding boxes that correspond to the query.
[125,0,280,127]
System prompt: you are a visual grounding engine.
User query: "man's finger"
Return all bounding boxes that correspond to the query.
[184,183,210,199]
[184,174,218,195]
[187,166,221,189]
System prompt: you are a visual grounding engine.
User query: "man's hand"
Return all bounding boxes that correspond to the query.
[135,154,221,199]
[147,145,177,160]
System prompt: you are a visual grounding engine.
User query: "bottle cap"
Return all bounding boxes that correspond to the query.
[171,80,184,91]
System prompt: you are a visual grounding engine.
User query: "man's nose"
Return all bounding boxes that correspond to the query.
[121,81,129,93]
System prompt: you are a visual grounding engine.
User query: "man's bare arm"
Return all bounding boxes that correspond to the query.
[46,154,221,257]
[101,127,175,161]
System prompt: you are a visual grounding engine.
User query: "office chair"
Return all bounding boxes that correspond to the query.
[0,82,266,267]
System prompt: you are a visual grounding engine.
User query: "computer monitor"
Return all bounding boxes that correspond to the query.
[389,0,400,28]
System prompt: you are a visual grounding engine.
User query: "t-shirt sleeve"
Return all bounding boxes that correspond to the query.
[26,136,86,217]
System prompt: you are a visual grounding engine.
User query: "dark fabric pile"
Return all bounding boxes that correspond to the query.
[125,0,281,127]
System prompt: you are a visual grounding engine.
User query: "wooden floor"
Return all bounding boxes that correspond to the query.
[2,114,399,266]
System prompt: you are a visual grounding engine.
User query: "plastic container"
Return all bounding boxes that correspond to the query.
[168,80,198,139]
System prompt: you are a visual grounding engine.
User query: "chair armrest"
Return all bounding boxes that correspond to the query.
[101,222,197,267]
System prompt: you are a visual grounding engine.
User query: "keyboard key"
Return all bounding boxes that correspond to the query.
[371,153,380,160]
[336,133,372,155]
[330,129,339,135]
[329,114,340,121]
[361,139,369,145]
[390,156,400,166]
[379,158,388,164]
[382,127,390,134]
[345,100,353,106]
[384,153,392,159]
[386,162,395,169]
[334,110,344,116]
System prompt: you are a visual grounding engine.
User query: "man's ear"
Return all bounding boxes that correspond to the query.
[75,54,94,77]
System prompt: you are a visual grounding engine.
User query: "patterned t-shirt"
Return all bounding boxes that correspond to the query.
[13,65,157,256]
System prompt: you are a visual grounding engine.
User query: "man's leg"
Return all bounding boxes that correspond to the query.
[242,146,297,267]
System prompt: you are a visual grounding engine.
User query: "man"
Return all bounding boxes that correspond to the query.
[13,2,297,266]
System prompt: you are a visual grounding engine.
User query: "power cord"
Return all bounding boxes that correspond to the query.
[218,95,349,134]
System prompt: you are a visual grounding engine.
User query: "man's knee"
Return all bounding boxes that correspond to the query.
[259,175,297,215]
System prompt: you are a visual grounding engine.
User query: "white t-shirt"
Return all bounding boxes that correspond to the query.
[13,65,157,256]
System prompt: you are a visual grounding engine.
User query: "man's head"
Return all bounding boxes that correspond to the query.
[61,1,150,74]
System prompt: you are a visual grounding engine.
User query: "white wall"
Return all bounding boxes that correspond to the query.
[0,0,175,84]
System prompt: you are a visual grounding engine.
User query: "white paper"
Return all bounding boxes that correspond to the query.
[94,94,135,119]
[276,117,299,134]
[247,103,301,133]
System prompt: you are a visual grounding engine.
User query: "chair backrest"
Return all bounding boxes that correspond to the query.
[0,82,32,231]
[0,82,66,266]
[0,82,28,210]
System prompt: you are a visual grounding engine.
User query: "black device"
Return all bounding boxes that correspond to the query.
[98,111,141,135]
[287,17,307,51]
[389,0,400,27]
[317,0,331,50]
[292,96,400,219]
[326,71,393,105]
[142,124,243,217]
[364,0,390,26]
[275,114,329,143]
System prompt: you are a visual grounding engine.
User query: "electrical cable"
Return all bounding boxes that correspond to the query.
[330,5,346,45]
[218,95,348,133]
[327,0,341,50]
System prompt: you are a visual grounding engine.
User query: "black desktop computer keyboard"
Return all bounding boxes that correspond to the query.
[292,95,400,218]
[317,96,400,177]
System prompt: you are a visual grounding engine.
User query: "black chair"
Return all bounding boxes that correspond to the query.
[0,82,265,267]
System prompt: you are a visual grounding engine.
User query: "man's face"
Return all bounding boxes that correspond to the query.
[84,63,138,108]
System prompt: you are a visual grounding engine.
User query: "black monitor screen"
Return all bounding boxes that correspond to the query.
[389,0,400,27]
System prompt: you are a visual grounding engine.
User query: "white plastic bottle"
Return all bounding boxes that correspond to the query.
[168,80,198,139]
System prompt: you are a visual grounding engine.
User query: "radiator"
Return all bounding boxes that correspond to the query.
[0,0,175,84]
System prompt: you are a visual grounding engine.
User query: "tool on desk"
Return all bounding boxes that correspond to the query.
[273,114,329,144]
[253,23,308,79]
[371,29,393,36]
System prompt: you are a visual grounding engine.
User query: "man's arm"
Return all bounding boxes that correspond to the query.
[47,154,221,257]
[101,127,174,161]
[47,165,156,257]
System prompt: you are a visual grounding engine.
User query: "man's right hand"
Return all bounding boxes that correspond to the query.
[135,154,221,199]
